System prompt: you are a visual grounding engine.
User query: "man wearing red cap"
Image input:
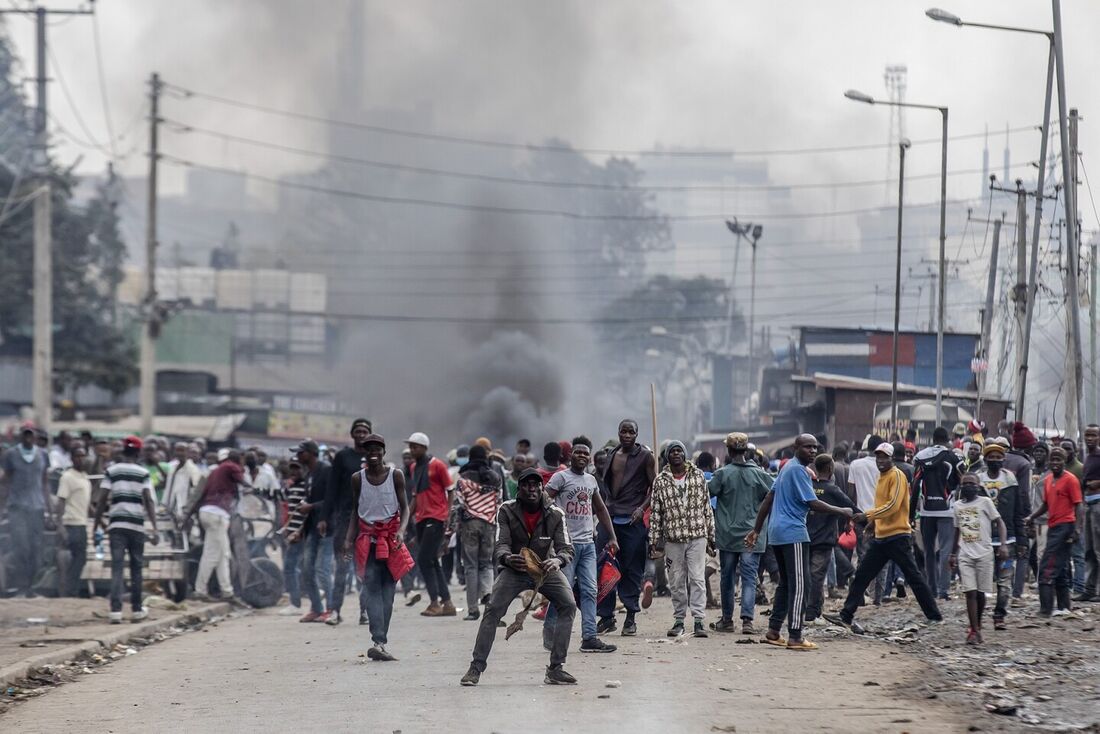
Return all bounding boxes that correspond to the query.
[1005,423,1036,600]
[94,436,159,623]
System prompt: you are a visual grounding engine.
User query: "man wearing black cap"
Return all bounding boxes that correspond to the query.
[461,468,577,686]
[322,418,372,625]
[343,434,410,661]
[1,426,53,597]
[292,440,334,623]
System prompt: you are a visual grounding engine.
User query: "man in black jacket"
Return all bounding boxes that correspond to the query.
[978,441,1028,629]
[461,469,577,687]
[321,418,372,625]
[912,426,963,600]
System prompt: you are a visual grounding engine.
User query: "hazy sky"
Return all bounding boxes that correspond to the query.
[6,0,1099,217]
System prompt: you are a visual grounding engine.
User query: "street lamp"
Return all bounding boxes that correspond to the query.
[889,139,912,432]
[925,6,1059,428]
[845,88,948,427]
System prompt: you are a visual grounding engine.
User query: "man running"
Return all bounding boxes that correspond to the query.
[825,443,942,633]
[709,432,773,634]
[596,419,656,637]
[323,418,372,625]
[544,442,619,653]
[343,434,410,661]
[746,434,853,650]
[461,469,577,686]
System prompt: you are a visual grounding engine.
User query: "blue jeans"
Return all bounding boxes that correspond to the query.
[362,554,396,645]
[283,539,304,608]
[719,549,760,621]
[545,541,597,640]
[1072,534,1086,593]
[301,531,334,614]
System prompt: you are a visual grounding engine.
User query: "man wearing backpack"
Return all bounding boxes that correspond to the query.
[912,426,963,601]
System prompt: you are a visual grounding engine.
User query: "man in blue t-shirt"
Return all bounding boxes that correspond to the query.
[746,434,853,650]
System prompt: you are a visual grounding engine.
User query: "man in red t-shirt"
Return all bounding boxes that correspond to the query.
[1027,447,1083,616]
[405,432,456,617]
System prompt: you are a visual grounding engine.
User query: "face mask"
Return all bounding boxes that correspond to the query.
[456,457,469,467]
[986,460,1003,472]
[703,471,714,481]
[960,486,979,501]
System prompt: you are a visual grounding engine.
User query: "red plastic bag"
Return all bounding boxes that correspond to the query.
[838,526,857,552]
[596,548,622,604]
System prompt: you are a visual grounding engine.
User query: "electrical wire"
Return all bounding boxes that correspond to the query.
[161,118,1026,196]
[90,10,117,161]
[159,153,975,223]
[46,45,112,156]
[162,80,1037,159]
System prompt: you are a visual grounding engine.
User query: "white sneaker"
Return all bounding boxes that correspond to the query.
[1051,608,1071,617]
[108,611,123,624]
[278,604,303,617]
[131,608,149,622]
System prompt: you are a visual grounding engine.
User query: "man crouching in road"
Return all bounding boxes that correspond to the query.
[461,468,578,686]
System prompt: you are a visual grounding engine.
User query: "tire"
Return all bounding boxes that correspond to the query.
[238,558,283,609]
[165,579,188,603]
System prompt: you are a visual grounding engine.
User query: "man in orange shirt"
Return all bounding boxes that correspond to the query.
[1027,447,1083,616]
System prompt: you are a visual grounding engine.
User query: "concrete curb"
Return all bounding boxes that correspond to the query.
[0,602,233,688]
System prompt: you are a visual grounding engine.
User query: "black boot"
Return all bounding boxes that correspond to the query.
[1038,585,1054,616]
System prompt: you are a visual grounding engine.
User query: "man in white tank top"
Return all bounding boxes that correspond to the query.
[342,434,409,662]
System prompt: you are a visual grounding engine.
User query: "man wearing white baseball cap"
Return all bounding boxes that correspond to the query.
[405,432,457,616]
[826,443,943,632]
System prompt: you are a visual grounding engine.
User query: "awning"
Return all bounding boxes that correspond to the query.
[51,413,247,442]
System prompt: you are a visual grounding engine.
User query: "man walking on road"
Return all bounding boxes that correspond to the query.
[826,443,942,634]
[321,418,372,625]
[596,419,656,637]
[95,436,159,623]
[57,443,93,597]
[747,434,853,650]
[1028,447,1083,615]
[454,444,503,621]
[650,440,715,639]
[976,441,1027,629]
[1076,425,1100,601]
[1,426,53,597]
[406,432,457,617]
[544,442,619,653]
[186,449,246,604]
[912,426,963,600]
[343,434,411,661]
[709,432,773,634]
[461,468,577,686]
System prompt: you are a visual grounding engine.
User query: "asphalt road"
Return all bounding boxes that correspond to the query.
[3,590,965,733]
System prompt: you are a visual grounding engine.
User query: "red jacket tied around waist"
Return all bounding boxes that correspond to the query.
[355,514,414,581]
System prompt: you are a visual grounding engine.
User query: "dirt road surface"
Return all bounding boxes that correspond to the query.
[1,590,970,733]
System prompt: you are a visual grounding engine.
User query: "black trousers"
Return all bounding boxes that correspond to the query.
[415,519,450,603]
[63,525,88,597]
[840,534,941,621]
[768,543,809,636]
[805,545,832,621]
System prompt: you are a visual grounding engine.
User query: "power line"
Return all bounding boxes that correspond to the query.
[159,153,974,223]
[90,10,117,161]
[162,80,1037,159]
[161,118,1025,195]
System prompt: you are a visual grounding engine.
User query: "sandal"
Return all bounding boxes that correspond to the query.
[786,639,819,651]
[762,635,788,647]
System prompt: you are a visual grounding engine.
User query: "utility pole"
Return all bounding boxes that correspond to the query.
[1052,1,1084,441]
[0,3,94,433]
[1011,179,1029,418]
[978,216,1003,417]
[1063,106,1083,437]
[139,73,161,436]
[1090,241,1098,424]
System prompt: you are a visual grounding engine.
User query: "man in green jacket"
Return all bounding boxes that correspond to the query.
[708,432,773,634]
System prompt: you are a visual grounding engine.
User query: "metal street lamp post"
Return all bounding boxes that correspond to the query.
[845,90,949,426]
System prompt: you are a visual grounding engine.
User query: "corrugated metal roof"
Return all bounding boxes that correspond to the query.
[792,372,1010,404]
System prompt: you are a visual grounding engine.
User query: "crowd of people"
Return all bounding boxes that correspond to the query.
[1,416,1098,686]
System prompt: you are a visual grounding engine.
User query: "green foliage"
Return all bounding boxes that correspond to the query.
[0,29,136,397]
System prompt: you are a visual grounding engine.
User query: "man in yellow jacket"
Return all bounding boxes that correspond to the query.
[825,443,943,633]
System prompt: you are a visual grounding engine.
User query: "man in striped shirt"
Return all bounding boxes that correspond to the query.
[453,445,502,620]
[94,436,159,624]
